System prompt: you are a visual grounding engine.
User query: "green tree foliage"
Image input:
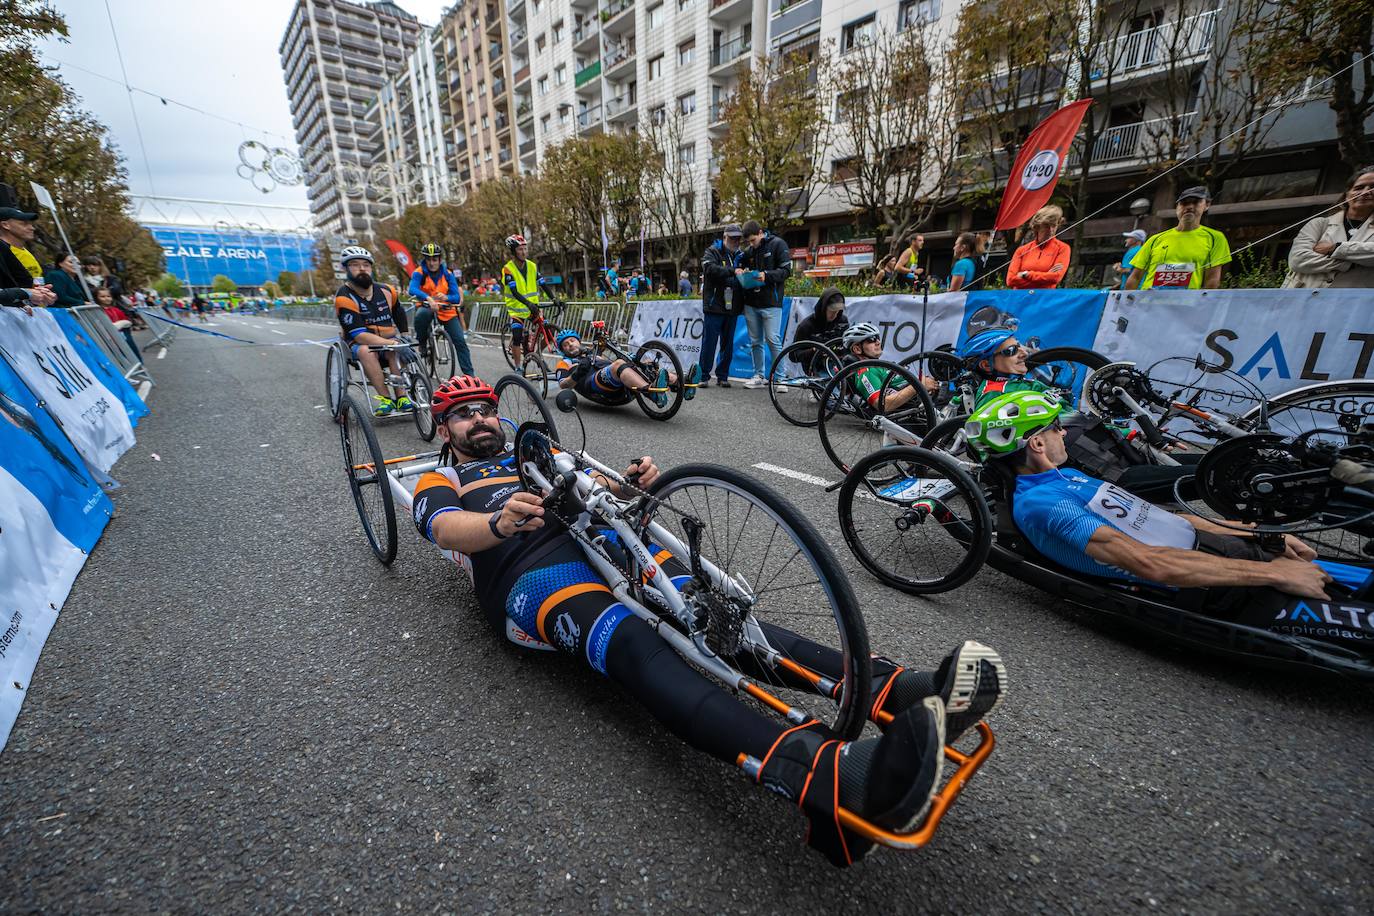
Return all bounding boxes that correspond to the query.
[276,271,297,295]
[211,274,237,294]
[0,2,164,286]
[263,280,282,297]
[541,133,648,285]
[152,273,187,298]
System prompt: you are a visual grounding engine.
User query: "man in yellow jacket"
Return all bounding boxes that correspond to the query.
[501,234,541,365]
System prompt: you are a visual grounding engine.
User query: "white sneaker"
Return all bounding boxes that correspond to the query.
[744,375,767,389]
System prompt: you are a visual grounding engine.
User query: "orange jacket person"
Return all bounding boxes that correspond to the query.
[409,243,475,374]
[1006,206,1071,289]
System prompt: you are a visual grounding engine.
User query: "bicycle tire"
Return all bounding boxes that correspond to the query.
[500,322,520,370]
[921,414,974,458]
[494,373,560,443]
[837,446,993,595]
[767,340,842,427]
[1239,379,1374,438]
[1025,346,1110,403]
[522,354,550,398]
[338,390,397,564]
[817,359,937,476]
[430,331,454,379]
[408,371,437,441]
[645,463,872,740]
[325,340,348,419]
[634,340,684,421]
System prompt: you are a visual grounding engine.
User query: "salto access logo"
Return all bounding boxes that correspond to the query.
[1201,329,1374,383]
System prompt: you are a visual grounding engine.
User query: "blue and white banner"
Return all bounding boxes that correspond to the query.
[0,309,139,475]
[0,355,113,750]
[958,289,1108,353]
[50,309,149,427]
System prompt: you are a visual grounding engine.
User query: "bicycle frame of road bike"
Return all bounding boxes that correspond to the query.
[368,442,993,849]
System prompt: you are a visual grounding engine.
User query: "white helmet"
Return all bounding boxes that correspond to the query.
[339,245,373,268]
[842,322,881,348]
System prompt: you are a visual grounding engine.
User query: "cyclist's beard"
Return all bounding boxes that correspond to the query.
[351,271,373,291]
[453,420,507,459]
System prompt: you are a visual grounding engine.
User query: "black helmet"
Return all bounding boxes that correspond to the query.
[419,243,442,258]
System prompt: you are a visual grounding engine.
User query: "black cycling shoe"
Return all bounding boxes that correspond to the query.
[715,378,731,387]
[841,696,946,834]
[870,641,1006,743]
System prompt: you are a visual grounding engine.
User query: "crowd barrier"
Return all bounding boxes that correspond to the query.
[0,307,149,751]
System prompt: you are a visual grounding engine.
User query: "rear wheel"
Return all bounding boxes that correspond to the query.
[1242,380,1374,439]
[495,373,559,444]
[837,446,992,595]
[767,340,842,427]
[407,371,436,441]
[644,464,872,740]
[633,340,684,421]
[817,360,937,476]
[499,322,522,370]
[338,390,397,564]
[1025,346,1110,404]
[899,349,966,416]
[521,354,551,398]
[325,341,348,419]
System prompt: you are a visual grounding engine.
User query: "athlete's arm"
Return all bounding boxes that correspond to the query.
[1084,525,1331,598]
[430,491,547,552]
[1178,514,1317,560]
[1202,266,1223,289]
[407,270,428,300]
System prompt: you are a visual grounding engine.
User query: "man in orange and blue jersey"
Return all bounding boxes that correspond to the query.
[408,243,474,375]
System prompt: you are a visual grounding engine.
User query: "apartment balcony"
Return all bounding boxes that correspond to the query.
[516,99,534,122]
[486,6,501,35]
[495,111,511,133]
[602,0,635,36]
[710,34,751,71]
[577,103,604,132]
[488,42,503,63]
[710,0,752,24]
[493,77,506,97]
[510,27,527,48]
[575,60,602,88]
[606,94,638,121]
[708,156,720,177]
[508,0,526,20]
[519,138,536,157]
[603,42,636,80]
[1067,111,1198,169]
[514,63,531,87]
[709,98,732,127]
[573,22,599,52]
[499,147,512,164]
[1092,10,1219,82]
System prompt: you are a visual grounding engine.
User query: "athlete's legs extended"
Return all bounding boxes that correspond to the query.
[355,344,392,401]
[442,317,476,375]
[385,349,408,400]
[612,359,649,390]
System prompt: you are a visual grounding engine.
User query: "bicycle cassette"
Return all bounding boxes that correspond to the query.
[1082,361,1157,420]
[1194,433,1341,525]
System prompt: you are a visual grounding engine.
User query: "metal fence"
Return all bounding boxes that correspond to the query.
[69,304,153,387]
[277,299,641,344]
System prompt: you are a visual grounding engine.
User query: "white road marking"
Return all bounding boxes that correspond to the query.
[752,462,832,487]
[271,329,287,335]
[137,380,152,399]
[156,348,167,359]
[248,324,263,330]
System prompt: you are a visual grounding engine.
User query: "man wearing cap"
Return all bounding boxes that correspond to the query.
[1126,187,1231,291]
[1113,229,1147,290]
[0,197,44,290]
[698,224,746,387]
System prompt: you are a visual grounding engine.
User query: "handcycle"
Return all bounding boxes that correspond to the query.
[335,380,997,852]
[551,320,692,421]
[324,335,436,441]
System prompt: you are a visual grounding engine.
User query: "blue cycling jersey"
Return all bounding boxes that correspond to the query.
[1012,468,1196,583]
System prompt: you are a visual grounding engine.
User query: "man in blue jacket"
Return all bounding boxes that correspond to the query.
[408,243,474,375]
[698,224,746,388]
[739,220,792,389]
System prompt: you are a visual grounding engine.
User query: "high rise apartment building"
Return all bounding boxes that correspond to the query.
[433,1,524,189]
[279,0,424,240]
[366,39,454,221]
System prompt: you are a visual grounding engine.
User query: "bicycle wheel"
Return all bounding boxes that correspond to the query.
[499,322,520,370]
[767,340,842,427]
[921,413,975,461]
[644,464,872,740]
[494,373,560,444]
[1241,380,1374,439]
[338,390,397,564]
[325,340,348,419]
[407,370,436,441]
[899,349,966,415]
[838,447,992,595]
[521,354,550,398]
[1025,346,1110,405]
[430,332,454,379]
[817,360,937,476]
[634,339,684,421]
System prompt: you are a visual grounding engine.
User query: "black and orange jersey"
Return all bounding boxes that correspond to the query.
[335,282,399,341]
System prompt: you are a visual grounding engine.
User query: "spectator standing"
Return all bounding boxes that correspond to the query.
[873,255,898,287]
[678,271,693,296]
[1007,206,1071,289]
[43,252,87,306]
[1285,167,1374,289]
[738,219,792,389]
[1126,187,1231,290]
[1113,229,1148,290]
[94,287,142,360]
[82,255,125,302]
[893,234,925,289]
[0,200,43,288]
[947,233,979,292]
[698,224,746,388]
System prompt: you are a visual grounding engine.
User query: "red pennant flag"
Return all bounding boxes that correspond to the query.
[993,99,1094,231]
[384,239,415,273]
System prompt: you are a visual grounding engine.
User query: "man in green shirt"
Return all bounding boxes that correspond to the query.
[1126,186,1231,290]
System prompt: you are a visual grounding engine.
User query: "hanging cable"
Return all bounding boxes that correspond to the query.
[103,0,158,196]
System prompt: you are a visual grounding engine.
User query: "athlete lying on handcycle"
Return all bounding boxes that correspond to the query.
[411,375,1005,865]
[553,329,699,407]
[964,390,1373,646]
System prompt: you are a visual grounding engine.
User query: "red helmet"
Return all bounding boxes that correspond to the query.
[431,375,497,420]
[506,234,527,252]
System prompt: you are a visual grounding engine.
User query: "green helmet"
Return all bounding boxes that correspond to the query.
[964,390,1064,459]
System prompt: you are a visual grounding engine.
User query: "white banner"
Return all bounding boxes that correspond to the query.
[0,466,86,748]
[1093,290,1374,399]
[0,310,135,474]
[627,299,704,361]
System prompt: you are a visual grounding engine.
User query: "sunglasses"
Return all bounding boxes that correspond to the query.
[1042,418,1064,434]
[995,344,1023,358]
[444,403,499,421]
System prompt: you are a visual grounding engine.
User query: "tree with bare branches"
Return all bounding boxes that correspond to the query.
[642,108,702,281]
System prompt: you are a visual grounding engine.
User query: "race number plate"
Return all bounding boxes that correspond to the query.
[1150,262,1195,288]
[878,477,958,502]
[1086,481,1196,549]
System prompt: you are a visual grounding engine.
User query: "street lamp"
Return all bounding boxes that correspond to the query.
[1129,197,1152,230]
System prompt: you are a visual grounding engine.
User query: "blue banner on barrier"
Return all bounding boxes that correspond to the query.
[958,289,1108,352]
[729,297,797,378]
[49,309,149,427]
[0,358,111,551]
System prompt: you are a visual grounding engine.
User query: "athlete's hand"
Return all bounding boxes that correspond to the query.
[627,456,658,489]
[1270,558,1332,600]
[1281,534,1318,561]
[499,491,545,534]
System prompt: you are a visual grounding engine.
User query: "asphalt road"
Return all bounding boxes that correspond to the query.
[2,311,1371,913]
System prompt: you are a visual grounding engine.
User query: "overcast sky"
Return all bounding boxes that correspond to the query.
[39,0,448,230]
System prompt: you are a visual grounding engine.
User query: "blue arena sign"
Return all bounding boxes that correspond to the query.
[145,224,318,288]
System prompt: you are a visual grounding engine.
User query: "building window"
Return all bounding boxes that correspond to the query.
[482,115,490,129]
[898,0,941,29]
[538,75,548,95]
[536,33,546,53]
[831,158,859,182]
[678,38,695,67]
[648,3,664,29]
[559,105,570,125]
[552,20,564,43]
[649,103,666,124]
[541,114,551,133]
[678,142,695,165]
[555,64,567,85]
[841,15,876,53]
[648,54,663,80]
[677,91,696,114]
[677,0,698,10]
[533,0,542,11]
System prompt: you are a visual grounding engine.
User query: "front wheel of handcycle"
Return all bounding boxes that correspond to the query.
[325,340,348,419]
[495,373,560,444]
[838,446,992,595]
[767,340,842,427]
[633,339,685,421]
[1025,346,1110,404]
[817,359,938,477]
[338,390,397,564]
[642,464,872,740]
[521,354,550,398]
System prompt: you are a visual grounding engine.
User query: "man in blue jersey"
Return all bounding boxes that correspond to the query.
[963,390,1337,604]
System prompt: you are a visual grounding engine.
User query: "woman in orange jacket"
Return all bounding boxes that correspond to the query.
[1007,205,1071,289]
